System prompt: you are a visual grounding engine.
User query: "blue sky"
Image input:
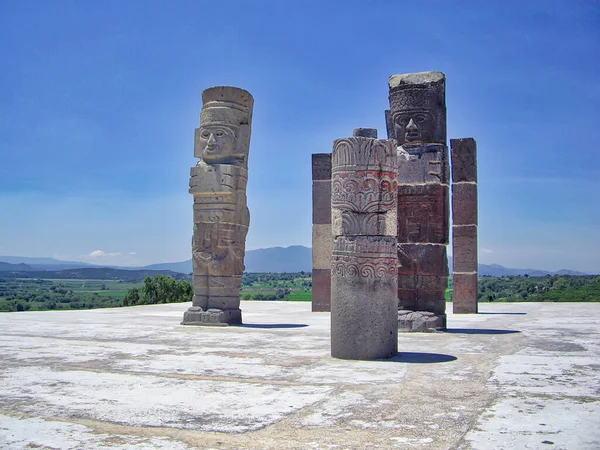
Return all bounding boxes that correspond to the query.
[0,1,599,272]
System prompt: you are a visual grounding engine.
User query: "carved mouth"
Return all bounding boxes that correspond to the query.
[405,132,420,141]
[205,145,217,152]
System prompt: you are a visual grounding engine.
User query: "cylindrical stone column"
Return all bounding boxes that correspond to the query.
[330,131,399,360]
[451,138,478,313]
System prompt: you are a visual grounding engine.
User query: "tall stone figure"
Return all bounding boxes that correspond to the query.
[181,86,253,326]
[386,72,450,331]
[330,129,399,360]
[451,138,478,313]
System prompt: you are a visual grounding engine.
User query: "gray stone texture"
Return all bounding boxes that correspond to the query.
[182,86,253,326]
[311,268,331,312]
[353,128,378,138]
[312,153,332,312]
[397,183,449,244]
[397,310,446,332]
[451,182,478,226]
[451,138,477,183]
[331,236,398,360]
[453,273,478,314]
[452,225,478,273]
[388,71,446,145]
[312,153,332,181]
[397,143,449,184]
[451,137,478,314]
[397,244,448,315]
[312,224,333,270]
[312,181,332,225]
[388,72,449,331]
[330,136,398,360]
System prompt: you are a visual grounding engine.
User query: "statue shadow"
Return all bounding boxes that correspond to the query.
[444,328,521,335]
[239,323,309,329]
[478,312,527,315]
[390,352,457,364]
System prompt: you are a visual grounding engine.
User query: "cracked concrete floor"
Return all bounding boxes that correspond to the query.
[0,301,599,449]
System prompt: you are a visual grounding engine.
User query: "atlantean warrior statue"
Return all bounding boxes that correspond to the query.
[386,72,450,331]
[182,86,253,326]
[330,129,399,359]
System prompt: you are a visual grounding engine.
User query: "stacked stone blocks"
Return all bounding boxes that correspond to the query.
[451,138,478,314]
[312,154,333,312]
[387,72,449,331]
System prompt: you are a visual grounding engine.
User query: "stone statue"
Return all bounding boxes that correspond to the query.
[182,86,253,326]
[330,129,399,360]
[386,72,450,331]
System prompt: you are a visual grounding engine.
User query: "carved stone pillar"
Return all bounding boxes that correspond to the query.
[451,138,478,313]
[181,86,253,326]
[386,71,449,331]
[330,129,399,360]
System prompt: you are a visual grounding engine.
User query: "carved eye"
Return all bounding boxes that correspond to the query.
[201,130,210,138]
[215,130,224,137]
[415,115,427,123]
[397,118,407,125]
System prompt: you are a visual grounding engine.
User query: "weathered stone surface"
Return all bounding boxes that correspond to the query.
[312,153,332,313]
[331,236,398,360]
[397,310,446,332]
[397,184,449,244]
[451,138,477,183]
[353,128,377,138]
[181,307,242,326]
[452,225,478,273]
[397,243,449,277]
[452,182,478,226]
[451,137,478,314]
[330,135,398,360]
[387,71,450,330]
[312,268,331,312]
[312,180,331,225]
[182,86,253,326]
[312,153,332,181]
[397,143,449,184]
[388,71,446,145]
[312,224,333,270]
[453,273,478,314]
[331,136,398,238]
[397,244,448,315]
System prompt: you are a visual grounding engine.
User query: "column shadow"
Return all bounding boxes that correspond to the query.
[239,323,309,329]
[478,312,527,315]
[444,328,521,335]
[390,352,457,364]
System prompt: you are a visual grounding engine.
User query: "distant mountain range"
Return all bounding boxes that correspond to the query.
[0,247,592,276]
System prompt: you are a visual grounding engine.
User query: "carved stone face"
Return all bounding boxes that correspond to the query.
[198,124,238,163]
[393,111,435,144]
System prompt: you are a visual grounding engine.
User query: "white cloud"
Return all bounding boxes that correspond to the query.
[480,248,493,254]
[88,250,122,258]
[127,252,137,255]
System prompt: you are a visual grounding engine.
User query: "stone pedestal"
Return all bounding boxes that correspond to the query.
[312,153,332,312]
[387,72,449,331]
[330,132,399,360]
[182,86,253,326]
[451,138,478,314]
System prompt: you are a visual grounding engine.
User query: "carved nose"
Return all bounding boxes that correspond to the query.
[207,133,217,145]
[406,118,418,131]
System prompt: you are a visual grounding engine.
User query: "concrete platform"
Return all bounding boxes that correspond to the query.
[0,301,599,449]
